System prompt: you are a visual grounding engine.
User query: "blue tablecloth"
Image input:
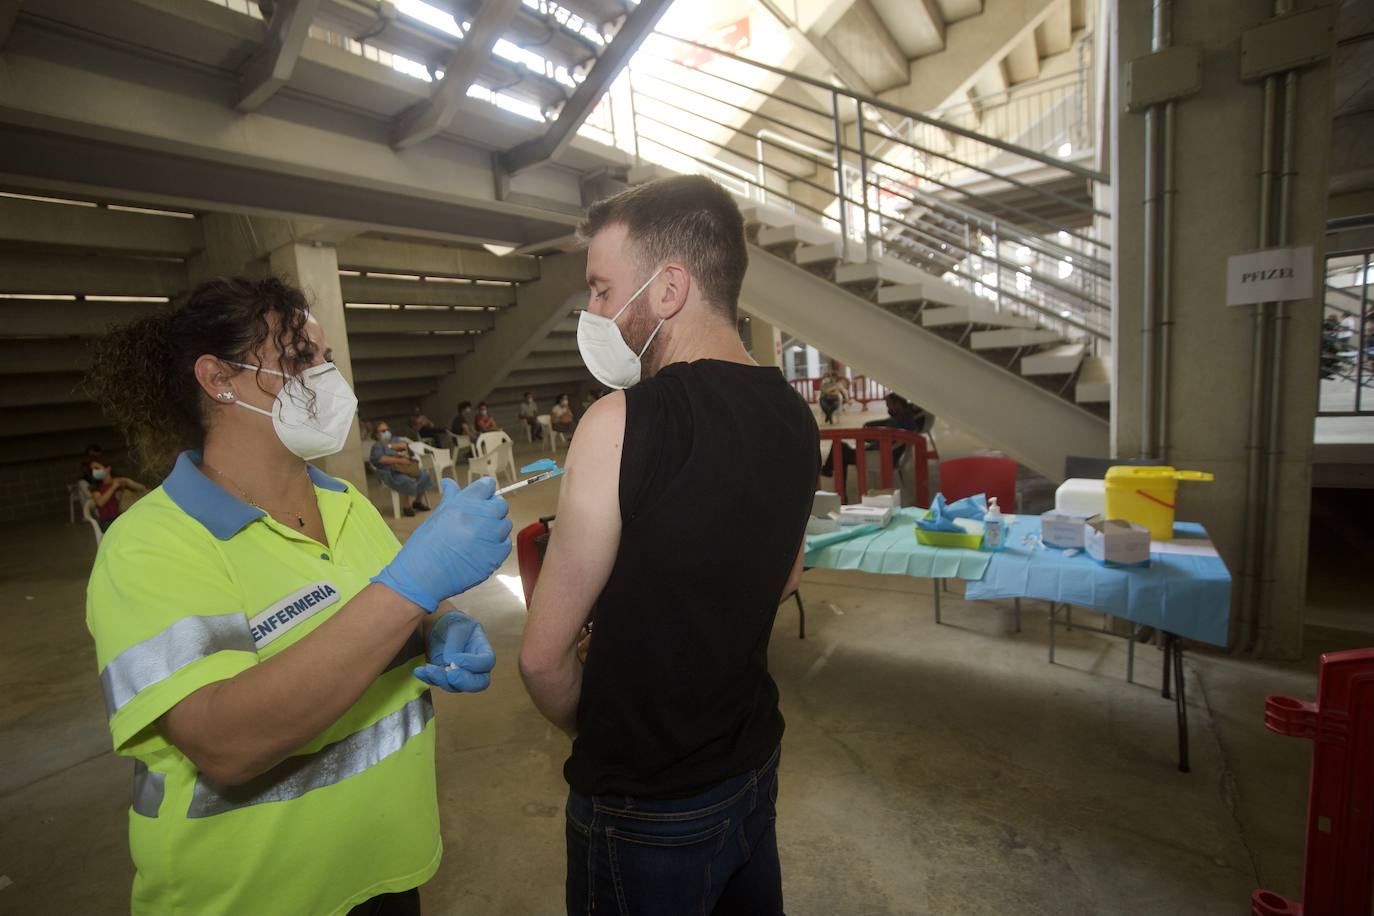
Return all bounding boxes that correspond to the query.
[804,508,993,581]
[805,511,1232,647]
[965,517,1232,647]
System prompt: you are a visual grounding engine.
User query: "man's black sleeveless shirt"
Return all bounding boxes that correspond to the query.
[565,360,819,798]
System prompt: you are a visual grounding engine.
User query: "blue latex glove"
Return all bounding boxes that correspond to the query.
[915,493,988,532]
[414,610,495,692]
[371,477,512,613]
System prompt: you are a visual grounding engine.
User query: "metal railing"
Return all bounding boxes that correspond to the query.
[584,31,1112,353]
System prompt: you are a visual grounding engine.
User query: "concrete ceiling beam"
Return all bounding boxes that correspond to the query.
[350,332,478,360]
[0,0,20,50]
[0,371,89,408]
[0,336,93,374]
[236,0,322,113]
[392,0,523,149]
[1035,0,1073,57]
[356,397,423,421]
[1005,33,1041,85]
[0,196,201,257]
[500,366,592,389]
[341,275,515,307]
[824,0,910,93]
[0,402,107,437]
[354,376,439,402]
[878,0,1061,113]
[500,0,672,175]
[517,350,587,372]
[868,0,945,58]
[336,236,539,282]
[422,251,586,416]
[0,297,171,336]
[342,307,495,334]
[351,355,460,383]
[0,251,186,297]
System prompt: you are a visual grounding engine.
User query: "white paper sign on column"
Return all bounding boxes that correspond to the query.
[1225,245,1314,306]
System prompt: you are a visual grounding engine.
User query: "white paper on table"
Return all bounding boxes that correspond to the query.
[1151,539,1219,558]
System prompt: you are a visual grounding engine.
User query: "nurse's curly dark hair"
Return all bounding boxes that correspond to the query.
[86,276,317,474]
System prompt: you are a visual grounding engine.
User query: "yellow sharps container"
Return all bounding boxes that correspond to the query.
[1103,466,1214,541]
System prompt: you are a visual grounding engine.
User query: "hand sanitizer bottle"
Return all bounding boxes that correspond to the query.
[984,497,1005,552]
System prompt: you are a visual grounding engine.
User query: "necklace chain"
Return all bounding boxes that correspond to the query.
[202,462,310,529]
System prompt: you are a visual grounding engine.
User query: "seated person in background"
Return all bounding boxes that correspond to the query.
[82,459,148,531]
[368,421,434,517]
[408,409,441,441]
[474,402,499,434]
[819,393,927,480]
[550,393,575,438]
[518,391,543,440]
[80,442,107,481]
[451,400,474,438]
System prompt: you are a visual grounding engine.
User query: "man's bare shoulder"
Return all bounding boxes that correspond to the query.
[578,392,626,437]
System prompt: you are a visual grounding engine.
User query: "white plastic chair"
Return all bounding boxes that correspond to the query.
[469,431,517,485]
[407,440,458,484]
[367,452,404,519]
[81,498,104,546]
[539,414,568,453]
[68,480,91,522]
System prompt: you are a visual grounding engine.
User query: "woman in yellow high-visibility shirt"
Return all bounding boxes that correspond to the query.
[85,276,510,916]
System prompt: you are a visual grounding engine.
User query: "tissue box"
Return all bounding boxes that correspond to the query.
[1056,478,1107,517]
[813,490,841,519]
[1084,515,1151,567]
[861,489,901,510]
[839,504,893,527]
[1041,511,1090,549]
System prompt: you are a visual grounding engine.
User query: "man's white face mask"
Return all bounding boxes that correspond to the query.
[576,266,665,390]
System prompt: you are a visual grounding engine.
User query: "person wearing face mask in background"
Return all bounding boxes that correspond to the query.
[520,176,818,916]
[81,458,148,531]
[83,276,512,916]
[473,401,498,434]
[368,420,434,517]
[549,393,575,439]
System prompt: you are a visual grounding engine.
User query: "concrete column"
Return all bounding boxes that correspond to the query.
[745,313,784,368]
[268,242,369,492]
[1111,0,1333,657]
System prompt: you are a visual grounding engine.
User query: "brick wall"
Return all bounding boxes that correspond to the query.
[0,449,134,523]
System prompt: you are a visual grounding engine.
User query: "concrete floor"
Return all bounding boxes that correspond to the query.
[2,435,1371,914]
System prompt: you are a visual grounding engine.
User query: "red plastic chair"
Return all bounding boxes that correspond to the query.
[514,516,554,608]
[937,456,1017,511]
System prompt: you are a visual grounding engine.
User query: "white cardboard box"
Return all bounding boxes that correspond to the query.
[813,490,841,519]
[861,489,902,510]
[838,504,893,527]
[1041,511,1090,549]
[1055,478,1106,517]
[1085,515,1151,567]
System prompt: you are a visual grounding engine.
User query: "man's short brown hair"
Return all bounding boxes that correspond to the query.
[578,175,748,320]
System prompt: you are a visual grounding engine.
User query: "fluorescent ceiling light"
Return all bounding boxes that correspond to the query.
[483,244,516,256]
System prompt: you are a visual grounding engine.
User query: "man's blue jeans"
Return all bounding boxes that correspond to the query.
[565,745,783,916]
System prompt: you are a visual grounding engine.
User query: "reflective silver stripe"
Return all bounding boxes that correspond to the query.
[100,613,256,719]
[132,760,165,818]
[187,693,434,818]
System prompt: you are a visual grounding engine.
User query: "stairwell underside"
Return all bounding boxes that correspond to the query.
[742,246,1107,482]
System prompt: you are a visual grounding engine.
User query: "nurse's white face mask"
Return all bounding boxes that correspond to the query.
[576,266,665,390]
[228,361,359,461]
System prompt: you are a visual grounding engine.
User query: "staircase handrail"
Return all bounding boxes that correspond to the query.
[652,31,1109,185]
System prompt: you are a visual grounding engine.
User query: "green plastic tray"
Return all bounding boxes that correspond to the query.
[913,511,985,550]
